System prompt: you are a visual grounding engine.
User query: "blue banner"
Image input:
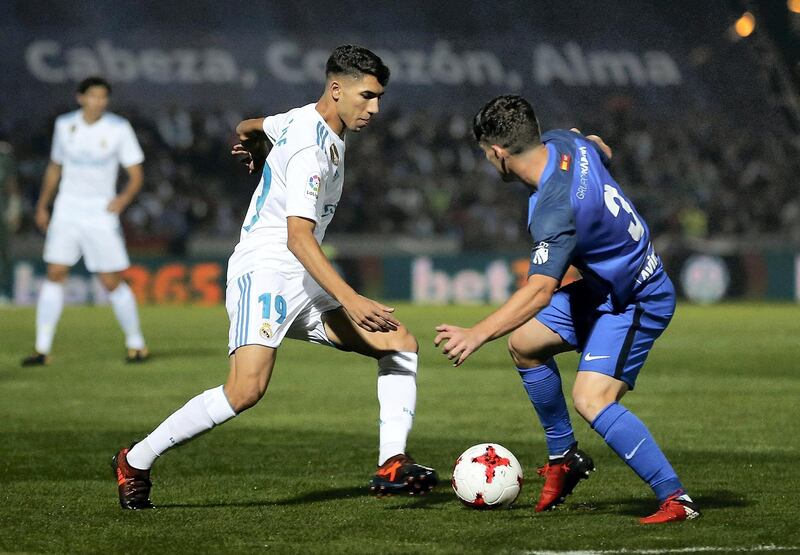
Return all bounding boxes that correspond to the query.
[0,1,781,129]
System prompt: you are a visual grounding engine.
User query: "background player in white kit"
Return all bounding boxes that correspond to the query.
[23,77,149,366]
[112,45,438,509]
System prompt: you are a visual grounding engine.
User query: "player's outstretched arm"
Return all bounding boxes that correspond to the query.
[34,161,61,232]
[232,118,270,175]
[434,274,558,366]
[286,216,399,333]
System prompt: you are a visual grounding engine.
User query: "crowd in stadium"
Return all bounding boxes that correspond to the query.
[9,102,800,252]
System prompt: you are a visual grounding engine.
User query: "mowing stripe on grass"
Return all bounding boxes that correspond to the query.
[526,545,799,554]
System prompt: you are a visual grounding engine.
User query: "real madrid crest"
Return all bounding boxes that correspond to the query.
[329,143,340,166]
[259,321,273,339]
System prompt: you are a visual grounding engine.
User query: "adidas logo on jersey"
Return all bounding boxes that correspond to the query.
[533,241,549,264]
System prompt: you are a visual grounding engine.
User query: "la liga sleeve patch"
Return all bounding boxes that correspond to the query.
[305,174,321,199]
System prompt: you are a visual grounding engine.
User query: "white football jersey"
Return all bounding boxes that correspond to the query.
[50,110,144,221]
[227,104,346,282]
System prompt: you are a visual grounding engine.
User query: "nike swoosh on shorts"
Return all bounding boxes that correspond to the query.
[584,353,611,362]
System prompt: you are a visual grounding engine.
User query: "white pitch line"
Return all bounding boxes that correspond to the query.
[524,546,799,555]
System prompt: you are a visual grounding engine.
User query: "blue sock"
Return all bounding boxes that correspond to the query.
[591,402,684,501]
[518,360,576,457]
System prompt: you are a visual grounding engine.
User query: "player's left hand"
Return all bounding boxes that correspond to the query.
[231,143,266,175]
[434,324,487,367]
[343,294,400,333]
[107,196,128,214]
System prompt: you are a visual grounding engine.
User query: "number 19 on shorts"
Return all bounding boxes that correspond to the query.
[259,293,287,324]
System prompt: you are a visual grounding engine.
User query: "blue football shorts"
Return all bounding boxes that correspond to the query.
[535,275,676,389]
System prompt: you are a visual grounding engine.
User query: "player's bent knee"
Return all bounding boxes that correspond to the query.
[225,359,274,412]
[388,326,418,354]
[98,273,123,291]
[225,382,266,413]
[572,390,617,423]
[371,325,417,355]
[507,333,547,368]
[228,345,276,410]
[46,266,70,282]
[571,395,597,422]
[572,372,628,422]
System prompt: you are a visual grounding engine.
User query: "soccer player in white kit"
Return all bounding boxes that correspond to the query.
[113,46,438,509]
[22,77,148,366]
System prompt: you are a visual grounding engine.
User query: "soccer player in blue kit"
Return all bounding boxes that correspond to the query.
[434,95,700,524]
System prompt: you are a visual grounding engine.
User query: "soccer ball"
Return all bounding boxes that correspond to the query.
[451,443,523,509]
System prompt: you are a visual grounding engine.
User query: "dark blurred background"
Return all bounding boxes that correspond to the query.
[2,0,799,304]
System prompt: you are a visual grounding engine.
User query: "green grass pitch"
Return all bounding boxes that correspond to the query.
[1,302,799,554]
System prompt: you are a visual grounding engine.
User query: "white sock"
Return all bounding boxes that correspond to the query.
[377,352,418,465]
[126,385,236,470]
[549,446,573,461]
[35,280,64,354]
[108,282,145,350]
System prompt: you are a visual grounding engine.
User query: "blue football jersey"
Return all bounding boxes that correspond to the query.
[527,129,665,307]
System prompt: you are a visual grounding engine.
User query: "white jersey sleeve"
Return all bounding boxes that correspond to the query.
[262,114,283,143]
[118,121,145,167]
[50,119,65,164]
[285,147,324,223]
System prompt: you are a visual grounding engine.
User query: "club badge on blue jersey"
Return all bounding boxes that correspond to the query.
[533,241,549,264]
[559,153,571,172]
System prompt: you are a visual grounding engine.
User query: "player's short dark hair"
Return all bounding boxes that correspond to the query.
[473,95,541,154]
[77,76,112,95]
[326,45,390,86]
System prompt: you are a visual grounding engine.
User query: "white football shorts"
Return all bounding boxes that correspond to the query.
[226,270,341,354]
[43,216,130,273]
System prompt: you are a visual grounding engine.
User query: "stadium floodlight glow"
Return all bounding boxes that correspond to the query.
[734,11,756,37]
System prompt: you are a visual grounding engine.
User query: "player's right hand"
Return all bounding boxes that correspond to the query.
[231,143,266,175]
[434,324,486,367]
[343,294,400,333]
[34,206,50,232]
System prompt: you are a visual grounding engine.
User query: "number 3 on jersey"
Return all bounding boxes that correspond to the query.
[603,184,644,241]
[258,292,287,323]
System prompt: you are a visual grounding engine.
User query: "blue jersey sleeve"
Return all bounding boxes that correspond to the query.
[529,168,576,280]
